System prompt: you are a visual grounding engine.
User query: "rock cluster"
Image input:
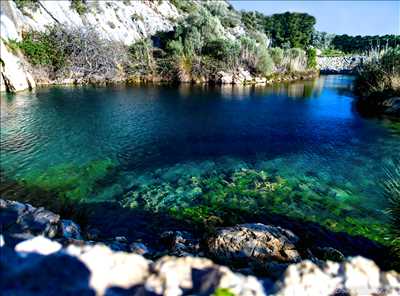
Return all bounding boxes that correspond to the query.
[0,199,81,246]
[2,235,399,296]
[1,199,399,295]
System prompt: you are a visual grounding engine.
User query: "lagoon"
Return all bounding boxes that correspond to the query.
[1,75,399,244]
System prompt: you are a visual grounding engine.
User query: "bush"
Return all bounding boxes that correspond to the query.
[13,0,39,11]
[128,38,155,75]
[18,25,127,80]
[18,30,66,69]
[203,38,240,70]
[269,47,284,67]
[256,47,274,76]
[307,48,317,69]
[355,46,400,98]
[170,0,196,13]
[321,48,345,57]
[283,48,307,72]
[70,0,88,15]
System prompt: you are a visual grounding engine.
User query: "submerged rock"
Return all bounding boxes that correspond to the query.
[59,219,82,240]
[207,223,301,265]
[160,230,201,257]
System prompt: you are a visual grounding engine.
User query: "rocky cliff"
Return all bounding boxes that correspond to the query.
[0,0,180,92]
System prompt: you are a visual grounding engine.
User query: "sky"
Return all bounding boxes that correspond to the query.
[230,1,400,36]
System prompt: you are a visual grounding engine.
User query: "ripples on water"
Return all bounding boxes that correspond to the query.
[1,75,399,243]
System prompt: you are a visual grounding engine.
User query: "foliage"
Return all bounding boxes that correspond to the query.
[212,288,235,296]
[128,38,156,75]
[312,31,335,50]
[269,47,284,67]
[19,25,127,80]
[17,30,66,69]
[332,34,400,54]
[264,12,316,48]
[255,47,274,75]
[283,48,307,72]
[307,48,317,69]
[204,1,240,28]
[70,0,88,15]
[203,39,240,70]
[241,11,265,32]
[13,0,39,12]
[170,0,196,13]
[320,48,345,57]
[355,46,400,99]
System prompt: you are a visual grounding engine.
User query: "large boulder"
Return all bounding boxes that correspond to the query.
[207,223,301,265]
[145,256,265,296]
[272,256,400,296]
[218,71,234,84]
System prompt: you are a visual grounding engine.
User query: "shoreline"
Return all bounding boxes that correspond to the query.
[1,70,320,93]
[1,198,399,295]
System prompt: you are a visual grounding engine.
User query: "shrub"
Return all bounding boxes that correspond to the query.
[355,46,400,98]
[239,36,257,69]
[204,1,240,28]
[13,0,39,11]
[283,48,307,72]
[70,0,88,15]
[17,30,66,69]
[269,47,284,67]
[307,48,317,69]
[255,46,274,75]
[18,25,127,80]
[166,39,184,57]
[128,38,155,75]
[170,0,196,13]
[203,38,240,70]
[321,48,345,57]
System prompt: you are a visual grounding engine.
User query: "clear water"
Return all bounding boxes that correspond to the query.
[1,75,399,243]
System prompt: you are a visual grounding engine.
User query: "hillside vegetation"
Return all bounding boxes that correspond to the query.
[8,0,318,85]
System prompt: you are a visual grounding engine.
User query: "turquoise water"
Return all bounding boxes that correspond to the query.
[1,75,399,243]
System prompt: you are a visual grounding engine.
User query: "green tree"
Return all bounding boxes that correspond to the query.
[264,12,316,48]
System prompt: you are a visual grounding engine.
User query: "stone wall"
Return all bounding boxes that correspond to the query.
[317,56,365,74]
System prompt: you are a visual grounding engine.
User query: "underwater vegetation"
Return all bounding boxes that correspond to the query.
[384,160,400,262]
[16,158,118,202]
[122,161,390,245]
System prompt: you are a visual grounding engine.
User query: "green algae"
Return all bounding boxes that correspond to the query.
[17,158,117,201]
[122,165,391,245]
[212,288,235,296]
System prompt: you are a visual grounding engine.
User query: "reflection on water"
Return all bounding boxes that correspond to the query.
[0,75,399,244]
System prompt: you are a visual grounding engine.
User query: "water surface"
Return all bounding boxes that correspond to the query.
[1,75,399,243]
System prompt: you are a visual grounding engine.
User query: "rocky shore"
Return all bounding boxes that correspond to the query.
[1,198,399,295]
[357,96,400,118]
